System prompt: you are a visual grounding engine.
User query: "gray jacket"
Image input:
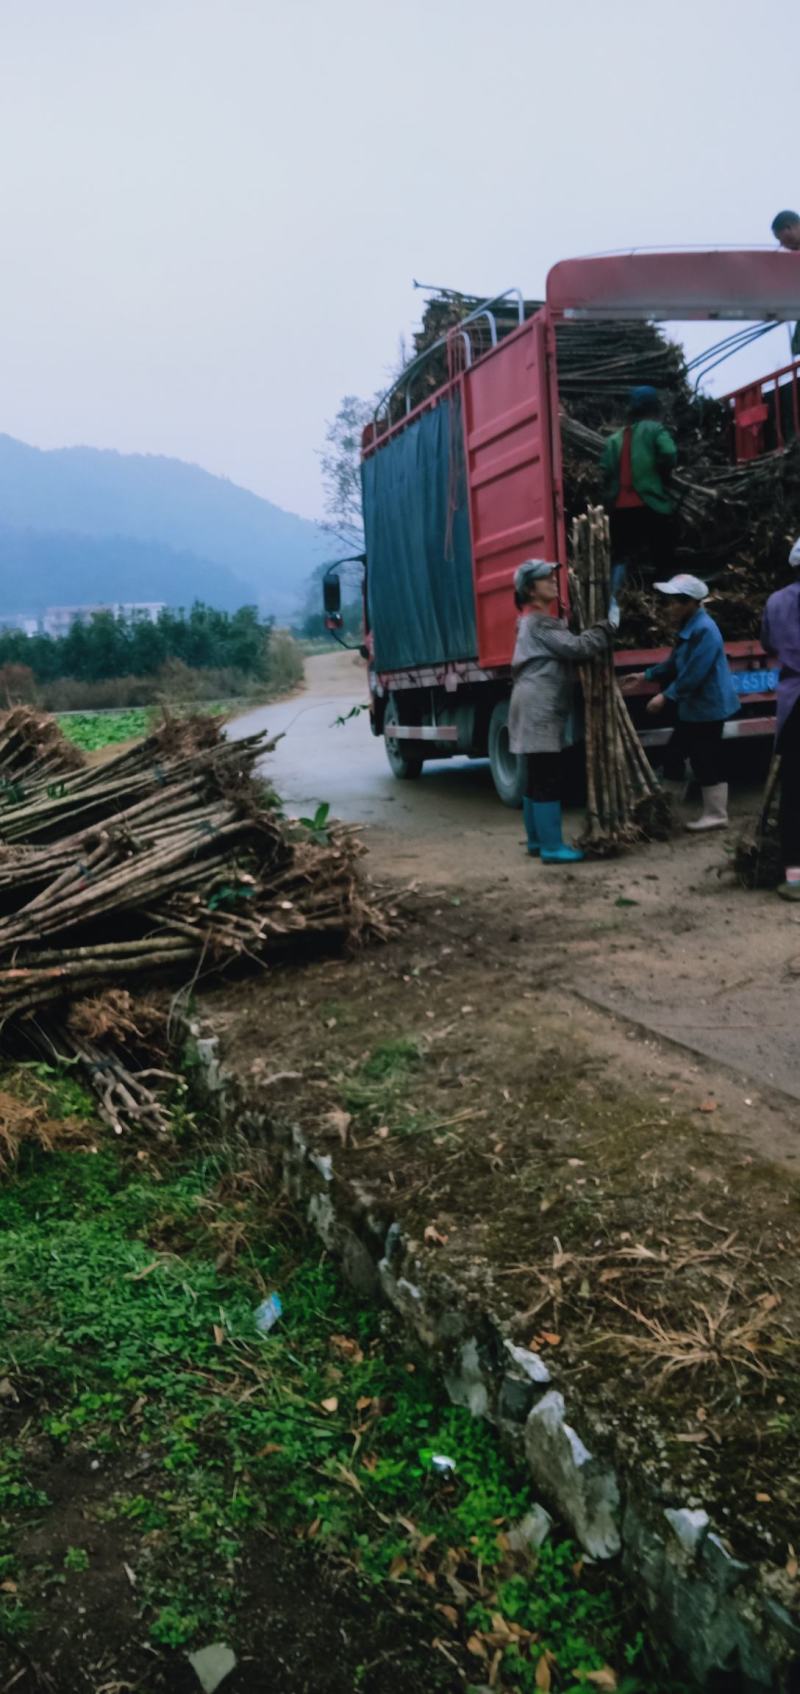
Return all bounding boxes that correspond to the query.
[508,612,610,755]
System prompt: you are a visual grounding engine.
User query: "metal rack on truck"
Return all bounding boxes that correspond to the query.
[324,252,800,804]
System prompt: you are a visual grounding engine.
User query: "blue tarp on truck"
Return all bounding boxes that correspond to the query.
[362,396,477,672]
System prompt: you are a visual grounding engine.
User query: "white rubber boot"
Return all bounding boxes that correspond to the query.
[686,783,728,831]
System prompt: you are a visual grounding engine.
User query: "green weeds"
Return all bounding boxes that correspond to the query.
[16,1059,97,1121]
[341,1037,431,1135]
[298,800,332,844]
[0,1093,679,1688]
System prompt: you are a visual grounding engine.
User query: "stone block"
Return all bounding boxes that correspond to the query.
[702,1531,750,1596]
[525,1391,620,1559]
[664,1506,710,1563]
[444,1337,490,1419]
[506,1504,553,1553]
[340,1229,380,1298]
[504,1340,551,1384]
[499,1371,538,1424]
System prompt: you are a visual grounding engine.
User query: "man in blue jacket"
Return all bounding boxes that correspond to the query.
[622,574,739,830]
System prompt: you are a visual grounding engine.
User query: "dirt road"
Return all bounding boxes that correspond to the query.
[230,652,800,1125]
[217,652,800,1680]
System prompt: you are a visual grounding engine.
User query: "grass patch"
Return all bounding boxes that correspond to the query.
[0,1083,680,1690]
[340,1037,433,1137]
[56,702,235,753]
[340,1036,480,1141]
[57,708,155,750]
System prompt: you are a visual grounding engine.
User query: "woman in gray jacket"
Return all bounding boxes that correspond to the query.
[509,560,612,864]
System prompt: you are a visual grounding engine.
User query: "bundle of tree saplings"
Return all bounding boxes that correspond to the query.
[18,989,185,1141]
[0,715,391,1134]
[571,506,672,853]
[733,755,783,890]
[0,705,84,797]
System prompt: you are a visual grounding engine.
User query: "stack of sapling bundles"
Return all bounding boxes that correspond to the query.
[0,713,393,1136]
[570,506,672,854]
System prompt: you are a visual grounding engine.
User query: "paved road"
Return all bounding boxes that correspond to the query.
[228,649,513,841]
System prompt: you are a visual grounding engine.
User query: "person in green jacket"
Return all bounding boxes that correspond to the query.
[601,386,678,604]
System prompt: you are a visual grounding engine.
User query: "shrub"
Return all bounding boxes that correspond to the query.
[265,629,303,695]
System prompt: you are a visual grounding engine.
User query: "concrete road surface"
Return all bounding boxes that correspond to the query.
[228,648,515,843]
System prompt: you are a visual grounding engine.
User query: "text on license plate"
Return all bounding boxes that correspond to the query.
[731,668,779,695]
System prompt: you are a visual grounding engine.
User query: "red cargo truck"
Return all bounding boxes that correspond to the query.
[324,251,800,804]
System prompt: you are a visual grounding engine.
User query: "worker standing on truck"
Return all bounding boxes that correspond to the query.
[771,212,800,354]
[602,387,678,609]
[760,537,800,899]
[622,575,739,831]
[772,210,800,251]
[509,560,613,864]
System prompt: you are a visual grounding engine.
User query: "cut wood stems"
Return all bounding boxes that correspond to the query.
[0,713,394,1133]
[572,506,672,855]
[733,754,782,889]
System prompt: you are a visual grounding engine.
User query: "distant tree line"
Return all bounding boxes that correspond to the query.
[0,603,271,683]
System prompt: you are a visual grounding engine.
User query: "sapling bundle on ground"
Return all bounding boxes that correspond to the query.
[733,755,783,889]
[571,506,672,854]
[0,705,84,800]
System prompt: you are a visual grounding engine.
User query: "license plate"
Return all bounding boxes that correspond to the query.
[731,668,779,695]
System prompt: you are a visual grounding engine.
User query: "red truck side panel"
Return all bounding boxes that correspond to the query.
[462,313,559,669]
[724,358,800,461]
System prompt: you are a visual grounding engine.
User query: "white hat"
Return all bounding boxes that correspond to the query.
[654,574,708,601]
[789,538,800,568]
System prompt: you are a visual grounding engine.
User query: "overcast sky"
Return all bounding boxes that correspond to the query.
[0,0,796,520]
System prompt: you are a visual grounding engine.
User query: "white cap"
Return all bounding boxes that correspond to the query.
[789,538,800,568]
[654,574,708,601]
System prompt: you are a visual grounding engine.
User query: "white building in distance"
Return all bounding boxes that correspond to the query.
[14,603,166,638]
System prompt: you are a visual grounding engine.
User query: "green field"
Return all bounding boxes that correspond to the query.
[57,708,154,751]
[57,702,231,753]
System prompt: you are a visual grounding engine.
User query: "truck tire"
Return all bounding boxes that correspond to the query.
[488,700,526,806]
[384,696,423,780]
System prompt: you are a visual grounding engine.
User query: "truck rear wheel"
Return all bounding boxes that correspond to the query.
[488,700,526,806]
[384,696,423,780]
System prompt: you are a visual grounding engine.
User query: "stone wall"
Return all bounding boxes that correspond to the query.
[189,1026,800,1692]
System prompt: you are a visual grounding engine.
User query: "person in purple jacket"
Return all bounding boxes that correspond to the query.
[761,538,800,899]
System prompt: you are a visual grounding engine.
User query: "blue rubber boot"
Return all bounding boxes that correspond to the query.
[532,801,585,864]
[522,796,540,856]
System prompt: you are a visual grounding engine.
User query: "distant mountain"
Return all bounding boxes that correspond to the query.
[0,435,333,619]
[0,526,257,616]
